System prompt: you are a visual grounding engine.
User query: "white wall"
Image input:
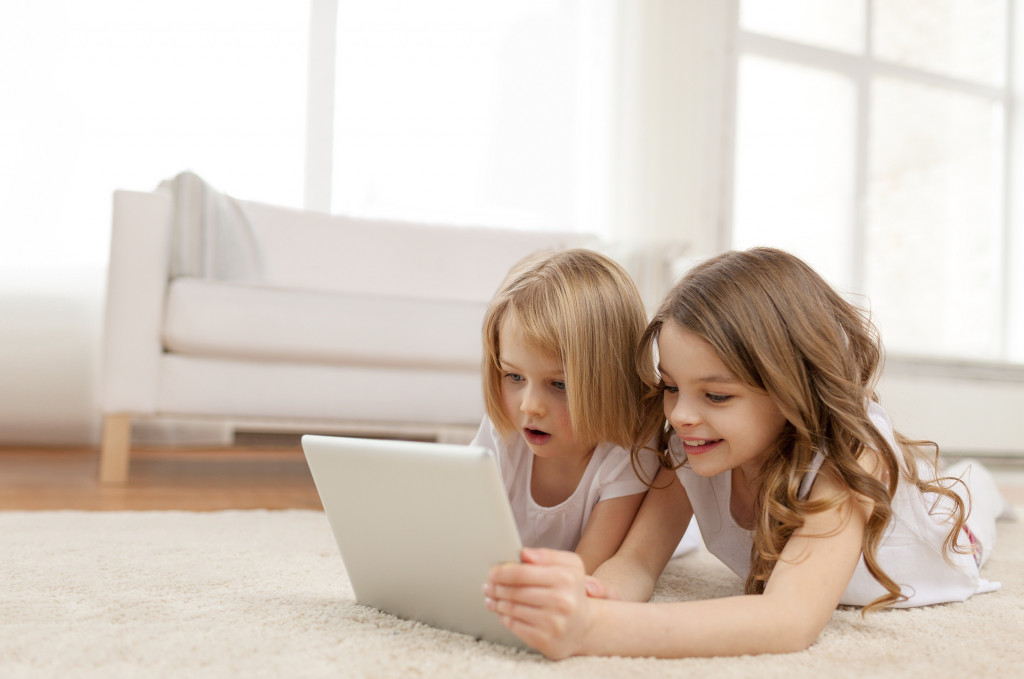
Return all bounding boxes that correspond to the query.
[0,269,105,445]
[0,268,231,448]
[878,366,1024,457]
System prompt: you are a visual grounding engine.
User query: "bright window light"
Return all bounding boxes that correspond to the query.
[0,1,309,272]
[330,0,612,233]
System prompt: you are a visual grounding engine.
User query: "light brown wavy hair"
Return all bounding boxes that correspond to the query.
[482,249,647,449]
[632,247,968,611]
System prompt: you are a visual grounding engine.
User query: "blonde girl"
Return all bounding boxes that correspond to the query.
[484,247,1011,658]
[471,248,663,575]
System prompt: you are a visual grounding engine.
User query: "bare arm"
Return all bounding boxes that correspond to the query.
[574,492,646,575]
[485,470,869,659]
[588,466,692,600]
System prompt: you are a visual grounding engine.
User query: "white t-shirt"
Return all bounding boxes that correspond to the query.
[471,416,659,551]
[670,401,999,607]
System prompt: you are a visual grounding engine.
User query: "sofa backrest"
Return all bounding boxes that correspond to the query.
[238,199,593,304]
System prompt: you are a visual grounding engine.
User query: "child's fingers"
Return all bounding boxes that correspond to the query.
[483,584,566,642]
[483,548,593,658]
[583,576,620,600]
[497,612,575,660]
[485,562,584,608]
[486,564,569,591]
[485,585,553,620]
[485,580,573,611]
[487,562,540,589]
[487,548,585,589]
[519,547,585,568]
[491,550,620,601]
[484,585,587,661]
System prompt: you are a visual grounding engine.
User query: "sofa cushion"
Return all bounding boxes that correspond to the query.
[237,199,593,303]
[163,278,486,369]
[156,354,484,424]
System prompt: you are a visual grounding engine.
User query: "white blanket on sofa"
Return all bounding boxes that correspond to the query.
[161,171,263,281]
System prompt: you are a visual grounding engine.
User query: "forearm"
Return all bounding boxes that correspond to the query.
[590,519,678,603]
[588,466,688,601]
[579,593,820,658]
[575,493,646,575]
[491,474,865,660]
[578,491,866,659]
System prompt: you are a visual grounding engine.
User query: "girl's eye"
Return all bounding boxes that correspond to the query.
[706,393,732,404]
[662,383,679,394]
[551,380,566,391]
[504,372,523,383]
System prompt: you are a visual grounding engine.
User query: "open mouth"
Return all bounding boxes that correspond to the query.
[523,427,551,444]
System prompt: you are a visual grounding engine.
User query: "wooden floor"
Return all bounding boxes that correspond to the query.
[1,445,1022,511]
[0,445,323,511]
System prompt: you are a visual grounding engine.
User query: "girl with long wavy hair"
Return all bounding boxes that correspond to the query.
[484,247,1012,659]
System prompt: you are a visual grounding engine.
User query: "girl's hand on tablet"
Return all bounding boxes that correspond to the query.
[484,547,596,659]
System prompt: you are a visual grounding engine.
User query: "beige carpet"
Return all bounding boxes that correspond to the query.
[2,510,1021,678]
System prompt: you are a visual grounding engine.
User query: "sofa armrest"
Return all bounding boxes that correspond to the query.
[99,189,174,414]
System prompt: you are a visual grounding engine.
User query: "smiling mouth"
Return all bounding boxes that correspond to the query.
[681,439,722,455]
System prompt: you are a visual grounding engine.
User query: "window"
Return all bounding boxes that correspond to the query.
[3,0,611,274]
[326,0,614,233]
[731,0,1020,363]
[0,1,309,271]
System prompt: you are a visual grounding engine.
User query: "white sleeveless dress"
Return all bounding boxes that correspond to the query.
[471,416,660,551]
[670,402,1000,607]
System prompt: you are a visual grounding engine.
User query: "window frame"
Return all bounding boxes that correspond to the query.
[727,0,1018,365]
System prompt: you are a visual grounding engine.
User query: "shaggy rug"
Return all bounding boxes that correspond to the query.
[2,510,1021,678]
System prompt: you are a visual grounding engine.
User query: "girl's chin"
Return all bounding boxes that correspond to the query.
[688,463,722,478]
[684,443,726,476]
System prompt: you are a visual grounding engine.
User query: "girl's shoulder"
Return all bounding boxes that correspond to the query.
[799,403,896,502]
[471,415,505,453]
[807,401,901,502]
[862,400,904,483]
[585,440,660,487]
[866,401,896,441]
[590,440,640,469]
[471,415,528,477]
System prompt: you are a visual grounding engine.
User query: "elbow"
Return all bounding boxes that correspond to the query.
[761,601,827,654]
[772,628,819,655]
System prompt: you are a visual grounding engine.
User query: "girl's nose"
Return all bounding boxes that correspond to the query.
[520,385,546,417]
[667,396,699,430]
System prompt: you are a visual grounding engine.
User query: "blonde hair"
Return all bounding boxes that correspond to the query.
[482,249,647,449]
[634,247,967,611]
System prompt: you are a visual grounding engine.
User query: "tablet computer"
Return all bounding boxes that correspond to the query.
[301,434,525,648]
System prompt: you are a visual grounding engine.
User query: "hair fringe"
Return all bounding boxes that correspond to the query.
[482,249,648,450]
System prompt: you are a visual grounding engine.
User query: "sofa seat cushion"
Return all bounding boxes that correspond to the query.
[163,278,485,369]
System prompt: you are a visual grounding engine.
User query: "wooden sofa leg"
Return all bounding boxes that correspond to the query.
[99,413,133,484]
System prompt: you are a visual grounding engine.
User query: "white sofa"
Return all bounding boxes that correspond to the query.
[98,175,590,483]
